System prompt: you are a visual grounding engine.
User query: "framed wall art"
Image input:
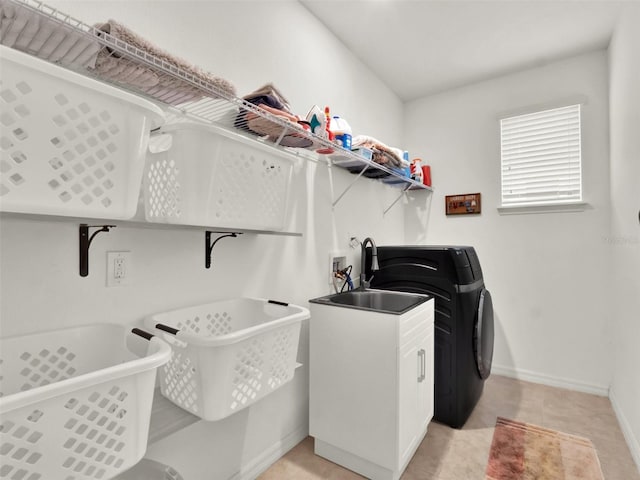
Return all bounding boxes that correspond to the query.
[445,193,482,215]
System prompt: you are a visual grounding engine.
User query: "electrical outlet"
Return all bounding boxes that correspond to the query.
[107,251,132,287]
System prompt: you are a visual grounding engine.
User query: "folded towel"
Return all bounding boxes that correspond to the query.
[232,84,313,148]
[93,52,159,88]
[0,0,100,68]
[93,19,236,105]
[235,93,288,131]
[242,83,292,112]
[352,135,404,168]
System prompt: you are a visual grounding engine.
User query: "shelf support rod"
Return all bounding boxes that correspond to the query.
[383,184,412,216]
[332,165,370,209]
[205,231,242,269]
[79,224,116,277]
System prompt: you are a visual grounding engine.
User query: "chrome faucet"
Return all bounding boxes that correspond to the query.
[359,237,379,290]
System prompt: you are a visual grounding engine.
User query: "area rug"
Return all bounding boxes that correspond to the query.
[485,417,604,480]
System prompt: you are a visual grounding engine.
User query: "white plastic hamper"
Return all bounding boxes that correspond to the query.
[145,298,309,421]
[0,45,164,218]
[0,324,171,480]
[143,122,294,230]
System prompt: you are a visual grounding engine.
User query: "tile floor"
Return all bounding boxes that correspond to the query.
[258,375,640,480]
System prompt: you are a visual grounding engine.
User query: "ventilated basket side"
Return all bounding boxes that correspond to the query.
[0,370,157,480]
[201,321,302,421]
[147,298,305,421]
[0,46,163,219]
[142,123,293,230]
[0,324,170,480]
[172,320,301,422]
[150,304,237,419]
[153,334,207,418]
[205,134,293,231]
[143,127,223,226]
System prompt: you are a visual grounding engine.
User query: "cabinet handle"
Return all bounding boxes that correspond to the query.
[418,348,426,382]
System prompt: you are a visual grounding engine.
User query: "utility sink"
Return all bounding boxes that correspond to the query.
[310,288,430,315]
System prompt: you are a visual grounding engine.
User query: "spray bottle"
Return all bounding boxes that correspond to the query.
[411,158,424,183]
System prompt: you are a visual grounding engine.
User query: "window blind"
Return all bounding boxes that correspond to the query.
[500,104,582,206]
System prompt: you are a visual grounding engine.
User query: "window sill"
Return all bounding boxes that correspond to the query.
[497,202,590,215]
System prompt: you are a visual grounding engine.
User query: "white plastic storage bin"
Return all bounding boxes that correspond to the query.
[143,122,294,230]
[145,298,309,421]
[0,45,164,219]
[0,324,171,480]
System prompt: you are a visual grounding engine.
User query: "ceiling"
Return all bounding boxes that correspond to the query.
[299,0,628,102]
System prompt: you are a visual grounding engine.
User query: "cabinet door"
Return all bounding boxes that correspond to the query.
[418,329,435,427]
[398,330,428,465]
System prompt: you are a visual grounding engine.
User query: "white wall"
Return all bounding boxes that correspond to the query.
[403,51,612,394]
[0,2,413,478]
[608,3,640,469]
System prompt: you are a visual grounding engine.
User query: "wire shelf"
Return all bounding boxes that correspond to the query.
[1,0,432,193]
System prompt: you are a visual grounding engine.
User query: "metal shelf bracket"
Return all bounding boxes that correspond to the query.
[79,223,116,277]
[383,184,412,216]
[332,164,370,209]
[205,231,242,269]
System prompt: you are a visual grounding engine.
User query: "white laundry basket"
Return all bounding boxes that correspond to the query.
[145,298,308,421]
[143,122,294,230]
[0,324,171,480]
[0,45,164,218]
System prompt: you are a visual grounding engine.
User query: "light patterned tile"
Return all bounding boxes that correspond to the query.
[258,376,640,480]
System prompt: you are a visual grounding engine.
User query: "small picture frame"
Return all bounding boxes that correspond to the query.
[445,193,482,215]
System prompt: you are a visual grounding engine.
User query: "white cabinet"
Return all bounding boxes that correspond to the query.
[309,297,434,480]
[398,329,433,463]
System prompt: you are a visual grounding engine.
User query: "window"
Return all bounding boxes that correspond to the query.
[500,104,582,207]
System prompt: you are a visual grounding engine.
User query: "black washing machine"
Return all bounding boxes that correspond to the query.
[366,245,494,428]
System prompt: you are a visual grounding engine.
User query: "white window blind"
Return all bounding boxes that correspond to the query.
[500,104,582,207]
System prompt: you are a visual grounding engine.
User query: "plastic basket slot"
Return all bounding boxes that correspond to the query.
[146,158,181,219]
[209,153,254,223]
[230,339,265,410]
[0,409,47,480]
[44,99,121,208]
[58,386,131,478]
[208,148,288,228]
[0,81,33,199]
[2,65,135,211]
[177,316,203,335]
[9,345,78,395]
[0,111,17,127]
[161,350,199,415]
[267,327,296,389]
[205,311,232,336]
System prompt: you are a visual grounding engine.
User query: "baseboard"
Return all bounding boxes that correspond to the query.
[491,364,609,397]
[229,425,308,480]
[609,388,640,473]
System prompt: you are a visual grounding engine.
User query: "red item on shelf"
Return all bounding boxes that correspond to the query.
[422,165,431,186]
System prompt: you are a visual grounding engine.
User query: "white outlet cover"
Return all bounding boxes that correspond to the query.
[107,251,132,287]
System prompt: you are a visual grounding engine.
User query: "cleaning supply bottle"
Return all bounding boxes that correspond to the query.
[330,115,352,149]
[313,106,336,154]
[324,106,334,141]
[411,158,424,183]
